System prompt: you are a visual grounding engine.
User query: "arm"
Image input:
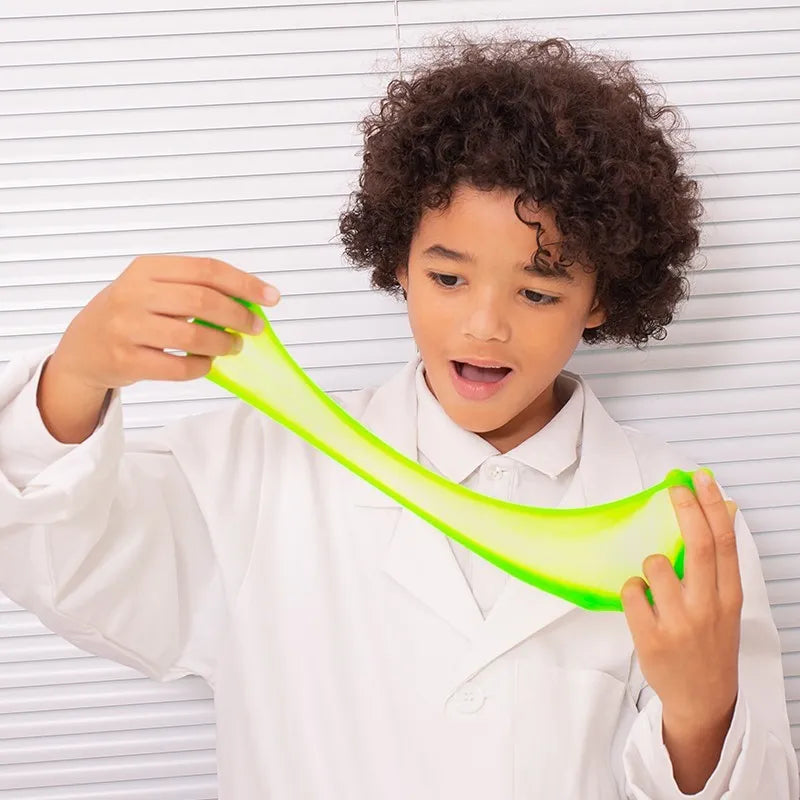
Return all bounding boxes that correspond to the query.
[0,347,259,684]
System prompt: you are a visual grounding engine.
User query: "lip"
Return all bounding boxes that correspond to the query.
[449,359,514,400]
[453,356,514,369]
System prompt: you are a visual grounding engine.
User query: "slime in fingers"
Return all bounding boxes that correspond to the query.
[193,299,704,613]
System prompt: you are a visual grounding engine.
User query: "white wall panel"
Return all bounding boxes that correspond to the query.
[0,0,798,794]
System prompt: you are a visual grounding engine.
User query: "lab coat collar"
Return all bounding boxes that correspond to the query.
[415,359,584,483]
[349,354,643,697]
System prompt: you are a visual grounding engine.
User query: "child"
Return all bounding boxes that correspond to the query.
[0,34,796,799]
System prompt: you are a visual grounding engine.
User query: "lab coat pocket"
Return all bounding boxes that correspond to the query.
[513,660,630,799]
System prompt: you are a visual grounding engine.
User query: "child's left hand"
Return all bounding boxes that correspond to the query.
[620,469,743,736]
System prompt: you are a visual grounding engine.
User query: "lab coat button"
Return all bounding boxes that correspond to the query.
[452,685,485,713]
[489,466,504,480]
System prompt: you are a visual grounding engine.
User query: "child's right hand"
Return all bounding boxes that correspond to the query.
[37,255,281,443]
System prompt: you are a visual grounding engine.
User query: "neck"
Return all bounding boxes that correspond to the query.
[481,378,565,454]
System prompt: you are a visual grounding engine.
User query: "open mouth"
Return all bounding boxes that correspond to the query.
[453,361,513,383]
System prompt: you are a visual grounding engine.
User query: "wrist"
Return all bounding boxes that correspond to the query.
[38,353,112,444]
[662,693,737,741]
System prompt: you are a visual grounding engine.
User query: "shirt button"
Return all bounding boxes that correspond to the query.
[451,684,486,713]
[489,466,505,480]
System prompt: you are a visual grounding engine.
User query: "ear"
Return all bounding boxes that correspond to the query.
[585,296,607,330]
[396,264,409,295]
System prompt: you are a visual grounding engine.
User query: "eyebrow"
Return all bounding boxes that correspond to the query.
[421,243,575,283]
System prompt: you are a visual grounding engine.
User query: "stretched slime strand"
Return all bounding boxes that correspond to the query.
[194,300,703,613]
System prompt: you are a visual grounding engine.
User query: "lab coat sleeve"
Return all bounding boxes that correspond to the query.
[621,504,799,799]
[0,347,239,685]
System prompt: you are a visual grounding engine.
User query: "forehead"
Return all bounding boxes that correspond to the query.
[414,185,583,282]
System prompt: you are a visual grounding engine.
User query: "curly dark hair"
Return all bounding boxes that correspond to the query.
[337,31,705,348]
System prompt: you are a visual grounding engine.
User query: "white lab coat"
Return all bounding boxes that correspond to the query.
[0,347,797,799]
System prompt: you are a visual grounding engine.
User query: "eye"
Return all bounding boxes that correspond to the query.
[427,271,464,288]
[523,289,560,306]
[426,271,560,306]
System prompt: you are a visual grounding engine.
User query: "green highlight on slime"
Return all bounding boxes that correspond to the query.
[194,299,704,613]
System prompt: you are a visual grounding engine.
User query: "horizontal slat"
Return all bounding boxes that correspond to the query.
[0,699,214,739]
[605,385,800,422]
[0,725,215,765]
[401,2,800,28]
[744,506,800,535]
[0,636,91,665]
[589,360,800,400]
[632,408,799,443]
[0,23,398,70]
[0,147,361,191]
[1,0,384,15]
[757,533,800,559]
[708,457,800,488]
[0,48,398,92]
[784,651,800,678]
[0,71,394,116]
[770,602,800,628]
[2,49,800,98]
[4,67,799,117]
[0,4,396,42]
[0,677,211,714]
[702,169,800,199]
[400,27,797,65]
[0,749,216,791]
[0,95,378,142]
[2,0,798,18]
[763,554,800,583]
[0,656,142,688]
[0,774,217,800]
[768,580,800,608]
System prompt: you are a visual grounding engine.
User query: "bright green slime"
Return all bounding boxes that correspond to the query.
[194,300,701,613]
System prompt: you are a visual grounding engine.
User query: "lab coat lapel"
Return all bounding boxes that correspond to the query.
[349,362,644,689]
[443,381,645,693]
[349,359,484,640]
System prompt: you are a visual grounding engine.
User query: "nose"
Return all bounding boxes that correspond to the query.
[461,288,511,342]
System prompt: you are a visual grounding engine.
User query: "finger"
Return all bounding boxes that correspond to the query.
[642,553,684,619]
[148,256,280,307]
[143,282,265,336]
[670,483,717,605]
[130,347,213,382]
[132,313,243,358]
[693,470,743,611]
[621,576,656,640]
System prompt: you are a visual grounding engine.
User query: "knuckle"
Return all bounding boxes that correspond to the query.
[184,323,206,351]
[190,285,212,317]
[716,530,738,554]
[694,539,715,561]
[197,257,217,283]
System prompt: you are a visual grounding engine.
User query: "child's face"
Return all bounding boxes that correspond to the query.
[396,182,606,451]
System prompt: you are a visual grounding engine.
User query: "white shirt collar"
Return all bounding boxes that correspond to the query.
[414,356,584,484]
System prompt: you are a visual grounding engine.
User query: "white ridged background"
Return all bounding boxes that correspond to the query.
[0,1,798,797]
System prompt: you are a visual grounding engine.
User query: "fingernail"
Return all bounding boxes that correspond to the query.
[263,285,280,303]
[251,315,265,335]
[695,468,714,488]
[231,335,243,355]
